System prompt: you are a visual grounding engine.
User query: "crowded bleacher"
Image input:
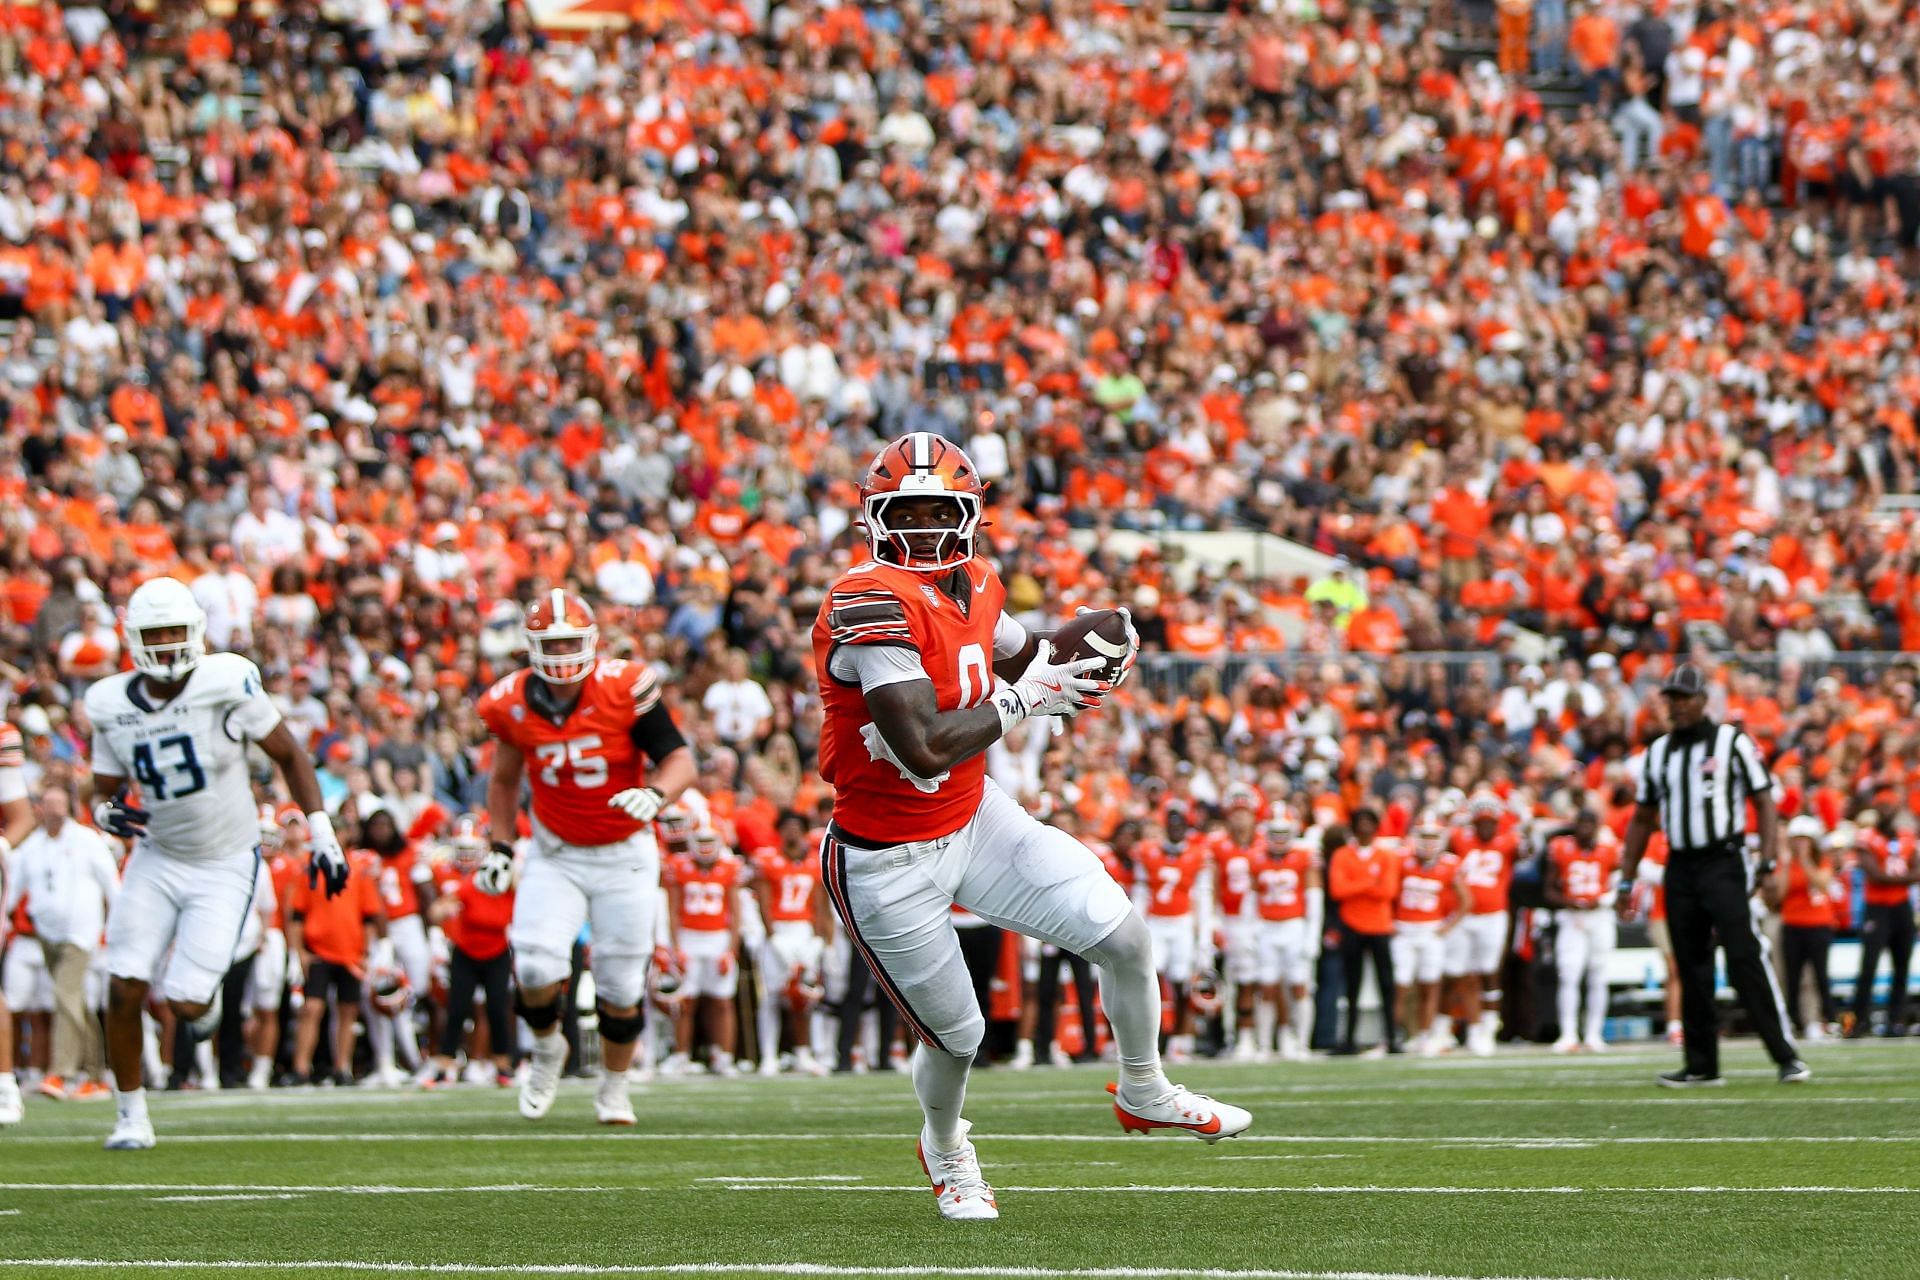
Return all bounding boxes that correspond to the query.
[1,0,1918,1099]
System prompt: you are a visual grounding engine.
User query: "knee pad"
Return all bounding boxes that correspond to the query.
[515,949,571,993]
[933,1008,985,1061]
[590,952,648,1009]
[595,1002,645,1046]
[515,991,563,1032]
[1084,914,1152,972]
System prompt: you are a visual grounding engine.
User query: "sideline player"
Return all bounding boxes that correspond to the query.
[84,577,341,1149]
[1250,813,1319,1060]
[813,433,1251,1222]
[1548,808,1620,1052]
[754,810,831,1076]
[0,712,36,1124]
[1209,786,1263,1059]
[665,819,746,1075]
[479,591,694,1125]
[1134,804,1210,1061]
[1444,795,1516,1056]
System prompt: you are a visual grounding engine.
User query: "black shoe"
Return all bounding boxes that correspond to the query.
[1657,1070,1725,1089]
[1329,1042,1359,1057]
[329,1071,355,1088]
[1778,1060,1812,1084]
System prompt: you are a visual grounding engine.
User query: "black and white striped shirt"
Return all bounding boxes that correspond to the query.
[1635,722,1772,854]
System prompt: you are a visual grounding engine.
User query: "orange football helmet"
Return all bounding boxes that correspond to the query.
[859,432,985,572]
[523,589,598,684]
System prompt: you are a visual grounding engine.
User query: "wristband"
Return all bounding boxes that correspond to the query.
[992,686,1028,736]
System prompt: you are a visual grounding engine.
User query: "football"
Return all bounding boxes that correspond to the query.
[1050,608,1134,685]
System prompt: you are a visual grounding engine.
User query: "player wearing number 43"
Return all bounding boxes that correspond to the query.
[477,590,696,1126]
[812,432,1252,1223]
[82,577,342,1152]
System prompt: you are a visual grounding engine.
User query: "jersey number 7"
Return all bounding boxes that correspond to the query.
[132,734,206,801]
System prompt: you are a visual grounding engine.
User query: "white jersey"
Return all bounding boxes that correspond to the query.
[85,652,284,862]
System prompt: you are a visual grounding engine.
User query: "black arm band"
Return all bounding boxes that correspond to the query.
[629,701,689,762]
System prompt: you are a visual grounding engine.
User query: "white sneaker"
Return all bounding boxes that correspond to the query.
[1552,1036,1581,1054]
[594,1072,636,1126]
[1803,1022,1826,1042]
[916,1120,998,1221]
[1231,1035,1259,1062]
[711,1054,739,1079]
[1048,1043,1072,1068]
[1009,1040,1034,1071]
[1582,1036,1608,1054]
[519,1035,567,1120]
[660,1052,690,1077]
[794,1047,828,1077]
[464,1059,496,1086]
[1469,1024,1496,1058]
[758,1056,781,1078]
[0,1075,21,1127]
[247,1058,273,1091]
[105,1114,156,1150]
[1416,1032,1444,1058]
[1108,1081,1251,1142]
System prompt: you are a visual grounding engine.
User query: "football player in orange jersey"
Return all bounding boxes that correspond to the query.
[1249,812,1321,1061]
[359,805,436,1087]
[1210,786,1264,1060]
[812,434,1250,1223]
[665,819,747,1075]
[244,807,301,1091]
[1134,804,1212,1061]
[1443,793,1519,1056]
[752,810,831,1077]
[1393,814,1469,1056]
[478,590,695,1126]
[1546,807,1621,1053]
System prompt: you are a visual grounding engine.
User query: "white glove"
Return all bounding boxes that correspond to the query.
[992,640,1107,733]
[609,787,665,822]
[306,811,349,899]
[1076,605,1142,687]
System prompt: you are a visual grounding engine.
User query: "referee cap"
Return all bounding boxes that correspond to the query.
[1662,662,1708,696]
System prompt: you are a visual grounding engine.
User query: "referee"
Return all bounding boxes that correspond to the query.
[1621,663,1810,1087]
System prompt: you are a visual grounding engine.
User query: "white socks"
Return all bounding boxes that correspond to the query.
[115,1085,148,1123]
[912,1043,971,1153]
[1086,918,1171,1103]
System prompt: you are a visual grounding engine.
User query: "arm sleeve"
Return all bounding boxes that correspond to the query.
[992,612,1029,660]
[828,643,931,692]
[628,700,689,764]
[225,660,285,741]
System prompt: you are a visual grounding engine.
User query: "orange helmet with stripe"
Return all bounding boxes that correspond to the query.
[859,432,985,572]
[523,589,598,685]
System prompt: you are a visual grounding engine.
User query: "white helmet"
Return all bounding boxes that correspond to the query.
[125,577,207,681]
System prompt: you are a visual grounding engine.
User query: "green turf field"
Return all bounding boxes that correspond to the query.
[3,1040,1918,1280]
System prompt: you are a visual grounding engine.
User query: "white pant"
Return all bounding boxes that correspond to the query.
[1445,911,1509,978]
[1221,920,1260,985]
[250,930,288,1012]
[106,847,258,1004]
[1556,908,1617,1043]
[511,825,660,1008]
[821,778,1131,1058]
[390,913,432,994]
[1255,917,1312,987]
[1392,920,1447,986]
[1147,914,1197,984]
[3,939,52,1011]
[680,929,738,999]
[763,920,825,987]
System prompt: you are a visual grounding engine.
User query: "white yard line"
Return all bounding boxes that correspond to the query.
[0,1262,1623,1280]
[6,1130,1915,1147]
[148,1194,308,1203]
[716,1183,1920,1195]
[0,1183,623,1196]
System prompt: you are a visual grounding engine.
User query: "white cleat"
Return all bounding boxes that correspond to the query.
[758,1056,781,1078]
[1008,1040,1034,1071]
[594,1072,636,1126]
[1107,1081,1252,1142]
[519,1036,567,1121]
[710,1055,739,1079]
[1231,1036,1259,1062]
[0,1076,21,1127]
[1582,1036,1609,1054]
[1469,1025,1496,1058]
[794,1047,829,1077]
[916,1120,998,1221]
[105,1115,156,1150]
[1416,1033,1444,1058]
[1552,1037,1581,1055]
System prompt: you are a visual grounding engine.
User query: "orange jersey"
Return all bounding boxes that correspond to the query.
[289,849,382,970]
[1642,834,1669,920]
[1780,858,1843,929]
[812,557,1007,844]
[1136,840,1209,917]
[267,851,303,931]
[1209,832,1262,918]
[1451,829,1518,915]
[370,846,424,921]
[1252,843,1314,922]
[1092,840,1133,890]
[1549,835,1621,909]
[477,658,665,847]
[1862,833,1915,907]
[1396,850,1462,924]
[754,849,820,923]
[432,863,515,961]
[669,853,743,932]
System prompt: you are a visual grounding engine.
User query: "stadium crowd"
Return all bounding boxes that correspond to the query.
[2,0,1920,1094]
